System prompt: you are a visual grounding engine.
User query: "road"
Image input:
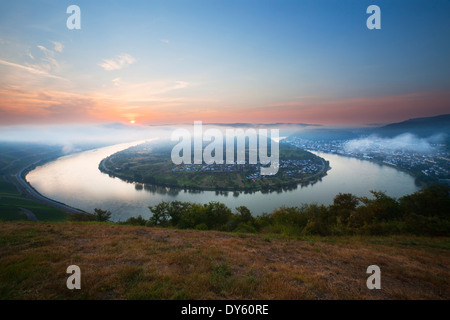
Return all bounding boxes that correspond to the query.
[18,207,38,221]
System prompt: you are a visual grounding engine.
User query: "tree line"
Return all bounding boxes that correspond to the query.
[71,185,450,236]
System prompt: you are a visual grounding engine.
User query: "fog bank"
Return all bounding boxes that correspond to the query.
[344,133,446,153]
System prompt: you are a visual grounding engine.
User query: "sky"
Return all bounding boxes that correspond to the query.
[0,0,449,126]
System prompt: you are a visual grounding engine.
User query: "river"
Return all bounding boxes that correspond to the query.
[26,141,420,221]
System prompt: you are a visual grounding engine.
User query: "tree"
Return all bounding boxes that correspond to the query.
[205,202,233,230]
[93,208,112,222]
[400,184,450,219]
[148,202,170,227]
[330,193,359,225]
[357,191,400,223]
[236,206,253,224]
[167,201,189,226]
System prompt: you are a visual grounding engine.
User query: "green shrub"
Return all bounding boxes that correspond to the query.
[123,215,147,226]
[69,212,96,222]
[69,208,112,222]
[195,223,208,230]
[142,185,450,237]
[233,222,257,234]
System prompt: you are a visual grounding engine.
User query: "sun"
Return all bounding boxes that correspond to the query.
[130,120,135,124]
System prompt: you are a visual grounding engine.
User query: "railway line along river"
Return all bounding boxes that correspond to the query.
[26,141,420,222]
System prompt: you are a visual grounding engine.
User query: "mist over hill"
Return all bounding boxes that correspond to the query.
[374,114,450,138]
[364,114,450,151]
[288,114,449,146]
[0,114,448,156]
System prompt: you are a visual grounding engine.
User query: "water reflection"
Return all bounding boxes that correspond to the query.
[133,179,312,197]
[26,142,420,222]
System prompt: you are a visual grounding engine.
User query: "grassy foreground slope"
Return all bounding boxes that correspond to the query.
[0,221,448,300]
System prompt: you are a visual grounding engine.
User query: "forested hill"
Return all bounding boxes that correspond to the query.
[374,114,450,138]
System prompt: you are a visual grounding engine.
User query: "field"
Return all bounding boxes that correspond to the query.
[0,221,448,300]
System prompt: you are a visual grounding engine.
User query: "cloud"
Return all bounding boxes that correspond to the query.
[99,54,136,71]
[243,91,450,125]
[37,45,54,57]
[0,87,101,125]
[51,41,64,53]
[160,39,169,44]
[112,78,121,87]
[102,79,190,99]
[343,133,444,154]
[0,58,66,80]
[0,123,172,152]
[35,44,60,70]
[173,81,189,90]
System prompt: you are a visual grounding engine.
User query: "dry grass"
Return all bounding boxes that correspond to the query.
[0,221,449,300]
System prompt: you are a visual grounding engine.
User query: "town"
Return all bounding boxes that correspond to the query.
[285,136,450,186]
[172,150,326,182]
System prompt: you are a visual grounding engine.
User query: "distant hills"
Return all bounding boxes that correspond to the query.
[203,114,450,139]
[203,123,320,128]
[374,114,450,138]
[289,128,360,141]
[142,114,450,142]
[144,114,449,140]
[287,114,449,142]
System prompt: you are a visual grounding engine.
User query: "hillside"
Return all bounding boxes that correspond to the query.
[375,114,450,138]
[0,221,449,300]
[0,143,70,221]
[288,114,450,142]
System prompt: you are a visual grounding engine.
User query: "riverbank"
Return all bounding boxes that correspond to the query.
[0,145,87,222]
[309,150,430,188]
[13,159,86,215]
[25,141,420,220]
[0,221,448,299]
[99,141,331,192]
